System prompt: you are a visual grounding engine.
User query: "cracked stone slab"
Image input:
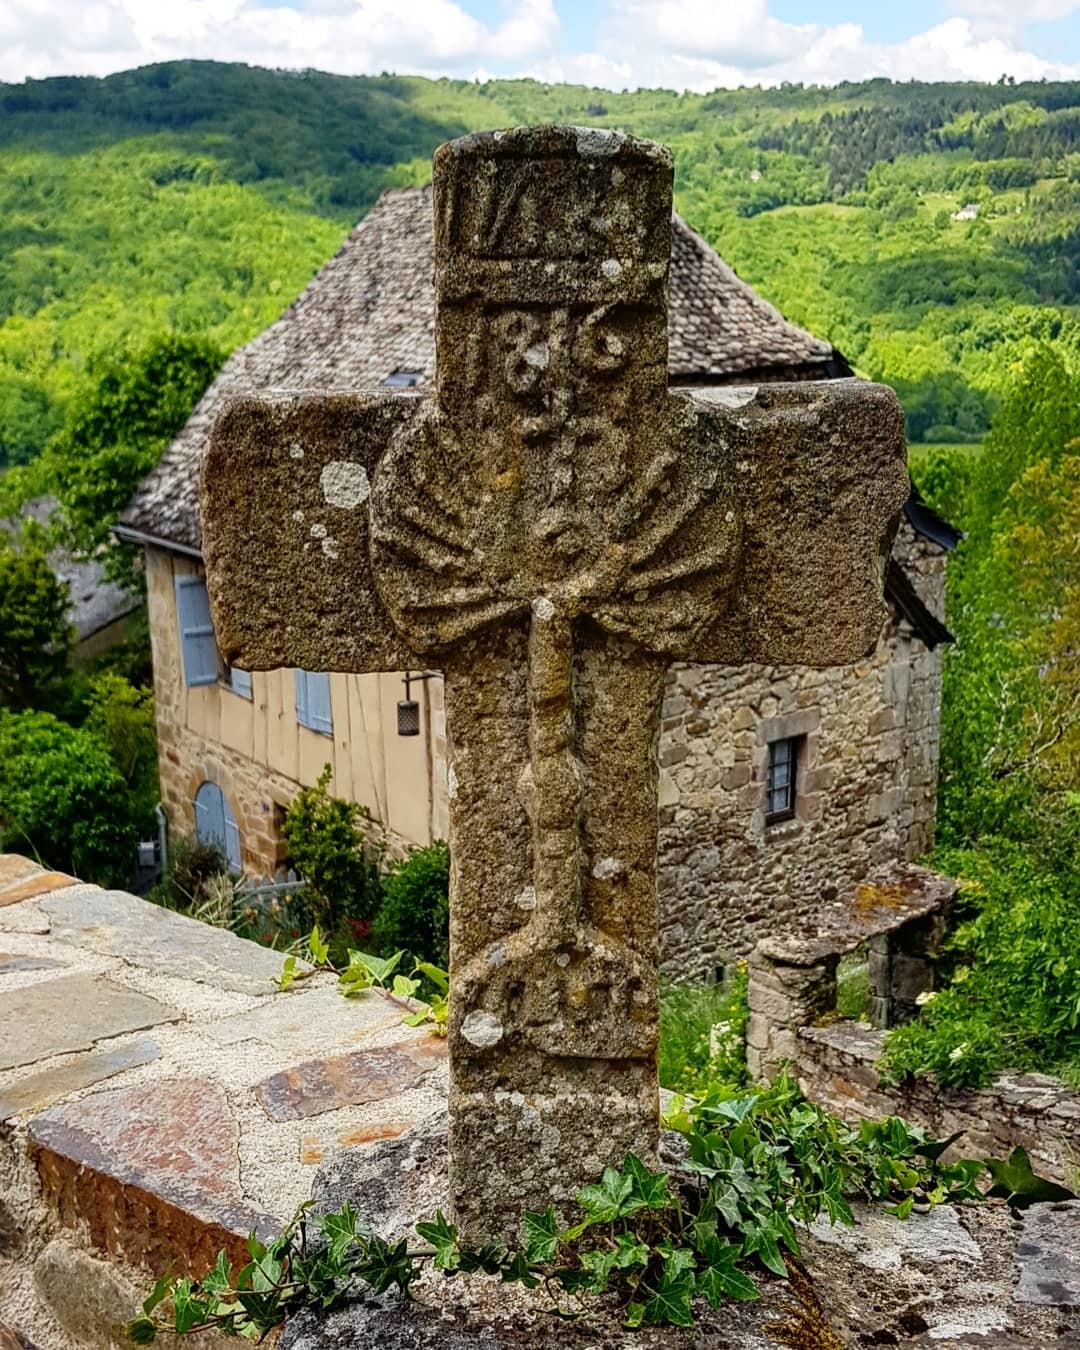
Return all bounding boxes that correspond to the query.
[258,1036,447,1122]
[0,1037,160,1121]
[28,1078,278,1276]
[299,1120,412,1165]
[0,973,177,1071]
[1016,1202,1080,1305]
[38,886,306,995]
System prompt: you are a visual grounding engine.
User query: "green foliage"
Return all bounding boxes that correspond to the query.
[659,965,749,1095]
[82,672,158,831]
[282,765,382,948]
[46,332,223,578]
[133,1073,1058,1341]
[155,836,229,908]
[2,63,1080,503]
[371,840,450,966]
[0,707,139,884]
[0,530,73,711]
[881,843,1080,1088]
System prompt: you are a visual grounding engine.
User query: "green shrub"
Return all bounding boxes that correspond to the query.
[0,532,73,713]
[282,765,381,949]
[83,672,158,831]
[154,835,230,909]
[881,841,1080,1089]
[658,964,748,1095]
[0,707,139,885]
[372,841,450,966]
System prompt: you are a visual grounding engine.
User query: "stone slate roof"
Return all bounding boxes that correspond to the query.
[119,185,844,554]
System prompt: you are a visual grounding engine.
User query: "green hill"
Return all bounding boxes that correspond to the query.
[2,61,1079,470]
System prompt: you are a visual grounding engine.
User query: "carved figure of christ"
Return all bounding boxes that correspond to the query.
[201,125,909,1242]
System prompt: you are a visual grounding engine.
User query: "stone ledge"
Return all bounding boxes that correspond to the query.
[758,861,956,966]
[0,855,448,1350]
[0,854,76,908]
[797,1017,1080,1182]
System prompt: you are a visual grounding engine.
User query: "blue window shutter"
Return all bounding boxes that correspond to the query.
[194,781,242,872]
[295,670,310,726]
[311,672,333,735]
[296,670,333,736]
[175,575,218,687]
[228,667,253,699]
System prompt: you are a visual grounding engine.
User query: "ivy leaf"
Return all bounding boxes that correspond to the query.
[742,1225,788,1277]
[698,1258,759,1306]
[337,961,372,996]
[613,1232,651,1269]
[354,1236,418,1296]
[201,1249,234,1296]
[914,1130,965,1164]
[414,962,449,993]
[580,1248,618,1292]
[624,1302,646,1329]
[322,1202,361,1263]
[523,1206,559,1264]
[278,955,298,992]
[346,949,405,987]
[884,1195,915,1220]
[392,974,421,999]
[125,1316,158,1344]
[171,1279,210,1334]
[308,925,330,967]
[457,1241,508,1276]
[643,1271,695,1327]
[416,1211,460,1271]
[141,1270,175,1316]
[499,1252,541,1289]
[714,1184,742,1230]
[577,1166,639,1224]
[623,1152,673,1210]
[985,1147,1076,1208]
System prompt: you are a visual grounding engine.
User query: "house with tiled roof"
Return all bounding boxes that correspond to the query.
[119,185,955,974]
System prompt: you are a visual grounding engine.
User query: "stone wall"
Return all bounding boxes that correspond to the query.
[657,524,946,976]
[797,1020,1080,1186]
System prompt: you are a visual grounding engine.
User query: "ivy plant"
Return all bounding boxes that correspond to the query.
[127,1073,1069,1342]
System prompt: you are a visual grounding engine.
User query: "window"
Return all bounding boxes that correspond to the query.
[175,575,218,687]
[295,669,333,736]
[226,666,253,699]
[193,781,242,871]
[766,737,799,824]
[382,369,423,388]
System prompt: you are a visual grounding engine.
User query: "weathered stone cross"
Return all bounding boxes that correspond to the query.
[201,125,908,1242]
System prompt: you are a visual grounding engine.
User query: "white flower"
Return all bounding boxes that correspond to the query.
[948,1042,969,1062]
[915,990,936,1006]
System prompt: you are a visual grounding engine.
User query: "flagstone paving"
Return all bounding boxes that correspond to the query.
[0,854,448,1350]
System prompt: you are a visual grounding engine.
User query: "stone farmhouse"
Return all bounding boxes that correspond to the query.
[118,184,957,977]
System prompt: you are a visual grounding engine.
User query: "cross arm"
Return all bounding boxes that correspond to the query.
[200,392,423,674]
[657,379,909,667]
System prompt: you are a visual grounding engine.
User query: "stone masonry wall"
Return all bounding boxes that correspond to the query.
[796,1020,1080,1186]
[657,525,946,977]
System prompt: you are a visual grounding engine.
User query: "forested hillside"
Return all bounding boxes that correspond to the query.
[1,61,1079,474]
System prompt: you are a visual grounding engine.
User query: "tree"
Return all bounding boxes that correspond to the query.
[0,532,73,711]
[48,332,223,570]
[0,708,140,884]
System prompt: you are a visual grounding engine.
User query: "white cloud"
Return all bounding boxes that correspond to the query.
[1,0,1079,89]
[0,0,560,82]
[556,4,1080,91]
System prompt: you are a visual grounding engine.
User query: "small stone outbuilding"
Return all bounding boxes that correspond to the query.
[118,185,956,974]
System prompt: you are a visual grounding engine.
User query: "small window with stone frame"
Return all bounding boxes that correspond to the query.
[765,736,801,825]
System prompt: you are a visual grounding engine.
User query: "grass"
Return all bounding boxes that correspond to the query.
[836,950,870,1021]
[658,965,749,1095]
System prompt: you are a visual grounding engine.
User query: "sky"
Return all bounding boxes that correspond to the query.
[3,0,1080,90]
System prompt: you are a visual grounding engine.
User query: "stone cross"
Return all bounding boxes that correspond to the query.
[200,125,909,1242]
